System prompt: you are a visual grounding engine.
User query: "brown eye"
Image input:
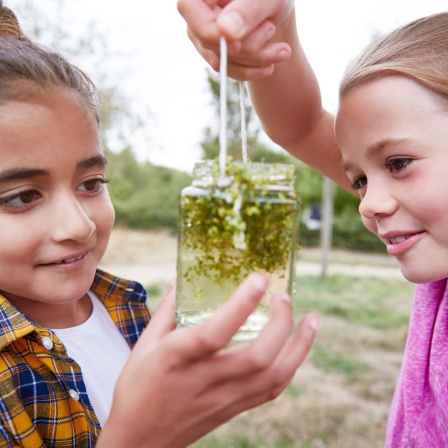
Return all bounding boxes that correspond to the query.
[386,158,412,173]
[0,189,42,209]
[77,178,109,193]
[19,191,40,204]
[84,179,100,191]
[352,176,367,190]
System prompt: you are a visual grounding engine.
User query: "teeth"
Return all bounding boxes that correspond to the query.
[390,236,408,244]
[61,255,83,264]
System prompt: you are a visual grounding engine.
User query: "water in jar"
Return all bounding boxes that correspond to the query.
[176,160,300,343]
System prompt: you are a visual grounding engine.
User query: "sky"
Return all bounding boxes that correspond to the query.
[15,0,448,172]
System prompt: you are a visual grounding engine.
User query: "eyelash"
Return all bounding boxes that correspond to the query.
[385,157,412,173]
[0,190,42,209]
[0,178,110,210]
[77,177,109,193]
[351,177,367,191]
[350,157,413,191]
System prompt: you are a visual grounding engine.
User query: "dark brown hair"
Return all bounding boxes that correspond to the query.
[0,2,100,119]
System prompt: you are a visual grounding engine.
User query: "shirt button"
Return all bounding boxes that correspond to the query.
[41,336,54,350]
[69,389,80,401]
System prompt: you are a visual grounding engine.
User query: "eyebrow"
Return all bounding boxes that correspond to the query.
[0,155,108,183]
[0,168,48,183]
[342,137,412,172]
[77,155,108,170]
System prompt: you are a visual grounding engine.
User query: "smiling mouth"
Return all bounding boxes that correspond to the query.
[53,253,87,265]
[389,235,412,244]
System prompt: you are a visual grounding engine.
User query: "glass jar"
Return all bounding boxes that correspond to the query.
[176,159,300,343]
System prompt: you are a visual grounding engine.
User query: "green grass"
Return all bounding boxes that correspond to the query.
[311,344,368,377]
[294,275,411,329]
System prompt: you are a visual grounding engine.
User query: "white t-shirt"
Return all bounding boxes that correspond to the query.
[52,291,131,427]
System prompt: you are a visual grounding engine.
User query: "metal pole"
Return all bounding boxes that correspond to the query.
[320,176,335,277]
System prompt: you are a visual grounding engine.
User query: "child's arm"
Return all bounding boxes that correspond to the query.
[177,0,351,190]
[97,273,318,448]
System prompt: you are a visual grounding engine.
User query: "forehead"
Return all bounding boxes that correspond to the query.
[0,83,98,126]
[0,88,101,165]
[335,76,447,155]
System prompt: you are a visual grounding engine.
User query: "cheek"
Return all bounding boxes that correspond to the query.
[1,218,42,256]
[84,194,115,253]
[406,186,447,227]
[95,198,115,237]
[91,201,115,262]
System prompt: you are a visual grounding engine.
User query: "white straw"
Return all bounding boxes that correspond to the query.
[219,36,228,181]
[239,81,248,163]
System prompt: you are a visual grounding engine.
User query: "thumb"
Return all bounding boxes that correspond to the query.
[217,0,289,39]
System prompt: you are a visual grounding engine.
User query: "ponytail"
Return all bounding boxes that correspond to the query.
[0,2,100,121]
[0,2,26,40]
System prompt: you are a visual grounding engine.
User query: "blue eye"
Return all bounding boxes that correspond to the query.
[0,190,41,209]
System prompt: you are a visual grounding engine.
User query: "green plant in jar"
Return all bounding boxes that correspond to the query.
[176,158,300,342]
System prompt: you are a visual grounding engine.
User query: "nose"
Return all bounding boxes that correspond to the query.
[50,195,96,243]
[358,181,398,221]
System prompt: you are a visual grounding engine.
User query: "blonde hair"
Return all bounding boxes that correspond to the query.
[340,12,448,102]
[0,2,100,119]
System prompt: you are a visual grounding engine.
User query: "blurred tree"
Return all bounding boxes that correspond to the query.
[105,148,191,231]
[14,0,147,153]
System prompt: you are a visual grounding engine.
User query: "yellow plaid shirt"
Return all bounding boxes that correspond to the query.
[0,269,150,448]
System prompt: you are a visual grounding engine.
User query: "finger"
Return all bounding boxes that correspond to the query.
[217,0,286,40]
[199,41,289,81]
[268,313,319,396]
[198,290,295,381]
[190,37,278,81]
[164,272,270,365]
[244,290,294,361]
[136,282,177,350]
[235,20,276,54]
[225,41,290,74]
[178,0,222,48]
[187,29,221,72]
[217,313,319,411]
[277,313,319,373]
[188,30,280,76]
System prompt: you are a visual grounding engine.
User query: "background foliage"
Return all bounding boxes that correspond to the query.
[19,0,384,253]
[104,73,384,252]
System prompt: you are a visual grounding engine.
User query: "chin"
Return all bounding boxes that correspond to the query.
[400,266,448,285]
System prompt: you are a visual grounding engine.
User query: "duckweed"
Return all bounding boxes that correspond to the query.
[179,158,300,286]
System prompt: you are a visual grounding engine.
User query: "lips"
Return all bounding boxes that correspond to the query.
[379,230,421,245]
[381,232,424,256]
[42,252,88,266]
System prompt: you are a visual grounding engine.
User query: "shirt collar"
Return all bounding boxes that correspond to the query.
[91,269,147,304]
[0,269,146,350]
[0,295,36,349]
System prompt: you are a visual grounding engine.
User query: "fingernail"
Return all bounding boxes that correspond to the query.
[252,272,270,291]
[309,316,319,332]
[278,49,290,60]
[278,292,291,303]
[219,11,245,38]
